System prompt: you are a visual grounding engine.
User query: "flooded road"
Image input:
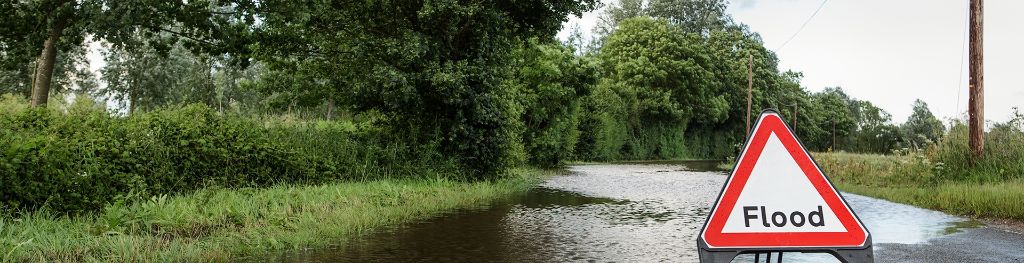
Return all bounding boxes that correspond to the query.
[277,163,1023,262]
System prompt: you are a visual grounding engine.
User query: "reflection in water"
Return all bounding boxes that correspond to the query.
[844,193,974,244]
[270,162,978,263]
[611,159,726,172]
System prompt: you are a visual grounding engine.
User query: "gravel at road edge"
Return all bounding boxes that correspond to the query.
[875,226,1024,263]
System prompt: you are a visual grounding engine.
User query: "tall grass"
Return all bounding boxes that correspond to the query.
[818,116,1023,185]
[0,169,541,262]
[260,115,460,180]
[816,124,1024,220]
[931,123,1024,182]
[815,151,936,187]
[838,179,1024,220]
[815,116,1024,220]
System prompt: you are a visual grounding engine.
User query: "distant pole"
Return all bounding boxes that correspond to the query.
[792,102,798,131]
[784,102,799,132]
[832,121,836,151]
[969,0,985,158]
[746,53,753,136]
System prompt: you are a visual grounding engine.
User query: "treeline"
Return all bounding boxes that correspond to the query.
[533,1,951,161]
[1,0,954,194]
[1,0,601,214]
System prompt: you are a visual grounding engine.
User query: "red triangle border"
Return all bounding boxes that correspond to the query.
[700,112,868,248]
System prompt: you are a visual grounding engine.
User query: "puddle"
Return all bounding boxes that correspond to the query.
[942,219,984,235]
[844,193,976,245]
[268,162,980,263]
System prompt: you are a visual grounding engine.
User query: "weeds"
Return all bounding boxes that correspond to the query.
[811,116,1024,220]
[817,121,1024,221]
[0,169,541,262]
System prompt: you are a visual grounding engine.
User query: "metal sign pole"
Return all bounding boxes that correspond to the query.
[697,239,873,263]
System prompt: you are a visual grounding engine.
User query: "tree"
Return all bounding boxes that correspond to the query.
[241,64,333,114]
[594,0,645,39]
[902,99,945,149]
[1,12,95,98]
[848,100,900,153]
[98,41,217,114]
[645,0,730,34]
[512,39,599,166]
[600,17,727,125]
[595,17,732,159]
[595,0,730,39]
[2,0,249,107]
[801,88,856,151]
[249,0,598,176]
[582,0,809,159]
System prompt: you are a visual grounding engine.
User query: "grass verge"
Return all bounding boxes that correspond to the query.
[836,180,1024,220]
[716,151,1024,221]
[0,169,543,262]
[815,152,1024,221]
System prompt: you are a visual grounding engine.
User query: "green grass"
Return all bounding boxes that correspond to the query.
[0,169,543,262]
[815,152,1024,221]
[716,150,1024,221]
[837,179,1024,220]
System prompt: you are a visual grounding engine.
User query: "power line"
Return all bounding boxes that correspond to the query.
[776,0,830,51]
[955,3,969,118]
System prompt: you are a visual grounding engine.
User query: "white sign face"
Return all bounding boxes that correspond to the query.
[720,133,845,233]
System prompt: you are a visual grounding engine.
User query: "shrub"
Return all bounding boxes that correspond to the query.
[574,81,629,161]
[0,97,457,214]
[932,121,1024,182]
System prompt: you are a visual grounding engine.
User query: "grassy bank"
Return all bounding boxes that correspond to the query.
[0,169,541,263]
[816,152,1024,221]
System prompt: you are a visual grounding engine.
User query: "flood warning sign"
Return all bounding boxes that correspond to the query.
[698,111,869,249]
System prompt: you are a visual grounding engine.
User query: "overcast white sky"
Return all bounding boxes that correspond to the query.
[557,0,1024,124]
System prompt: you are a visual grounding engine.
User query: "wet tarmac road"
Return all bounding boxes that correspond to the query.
[274,163,1024,262]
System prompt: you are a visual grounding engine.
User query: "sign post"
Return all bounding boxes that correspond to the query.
[697,110,872,263]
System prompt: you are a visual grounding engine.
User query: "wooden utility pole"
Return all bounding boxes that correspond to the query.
[791,103,798,131]
[746,53,753,136]
[969,0,985,158]
[832,121,836,151]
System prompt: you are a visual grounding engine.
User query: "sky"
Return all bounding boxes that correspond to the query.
[557,0,1024,125]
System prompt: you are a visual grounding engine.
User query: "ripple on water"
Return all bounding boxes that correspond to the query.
[269,163,980,263]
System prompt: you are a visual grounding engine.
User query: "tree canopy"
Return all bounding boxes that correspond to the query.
[0,0,957,176]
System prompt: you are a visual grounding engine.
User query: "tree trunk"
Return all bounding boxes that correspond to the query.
[325,99,335,120]
[129,84,138,115]
[30,20,65,107]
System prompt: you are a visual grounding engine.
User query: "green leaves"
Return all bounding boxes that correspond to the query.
[0,103,316,214]
[510,39,599,166]
[248,0,599,176]
[902,99,946,149]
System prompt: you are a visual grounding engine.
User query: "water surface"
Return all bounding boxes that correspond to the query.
[274,161,977,263]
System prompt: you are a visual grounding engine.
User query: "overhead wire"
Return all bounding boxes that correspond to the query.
[776,0,830,51]
[955,2,970,118]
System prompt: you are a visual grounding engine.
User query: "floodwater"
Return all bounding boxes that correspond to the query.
[274,162,979,263]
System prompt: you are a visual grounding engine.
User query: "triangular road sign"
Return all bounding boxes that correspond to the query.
[699,110,870,250]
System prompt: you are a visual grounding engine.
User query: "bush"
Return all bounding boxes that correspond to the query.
[818,117,1024,187]
[0,96,456,214]
[932,121,1024,182]
[622,122,689,160]
[574,81,629,161]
